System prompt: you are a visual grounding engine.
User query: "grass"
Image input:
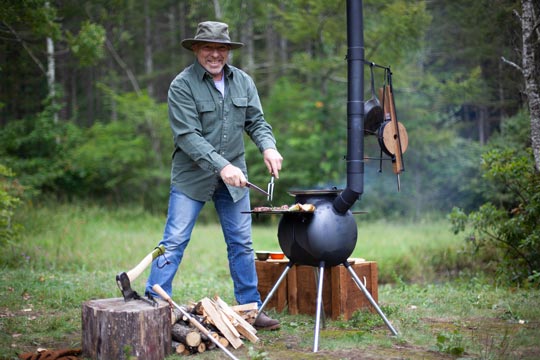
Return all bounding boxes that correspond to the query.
[1,202,539,359]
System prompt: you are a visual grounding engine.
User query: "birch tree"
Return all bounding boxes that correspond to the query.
[502,0,540,170]
[520,0,540,171]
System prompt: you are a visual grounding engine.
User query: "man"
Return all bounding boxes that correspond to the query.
[145,21,283,330]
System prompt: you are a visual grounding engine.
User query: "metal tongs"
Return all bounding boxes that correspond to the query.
[267,175,275,203]
[246,181,269,196]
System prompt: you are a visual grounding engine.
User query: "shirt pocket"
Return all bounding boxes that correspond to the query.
[231,97,248,127]
[196,100,218,134]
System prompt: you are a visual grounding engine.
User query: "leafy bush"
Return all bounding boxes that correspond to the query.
[76,89,171,209]
[449,148,540,284]
[0,92,171,210]
[449,110,540,284]
[0,164,24,246]
[0,103,82,197]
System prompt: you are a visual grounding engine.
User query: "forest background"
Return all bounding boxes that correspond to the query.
[1,0,539,284]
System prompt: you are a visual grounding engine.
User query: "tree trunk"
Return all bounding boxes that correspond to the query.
[46,36,55,101]
[265,11,277,93]
[240,1,255,76]
[144,0,154,97]
[178,2,189,67]
[520,0,540,171]
[82,298,171,360]
[45,2,58,123]
[478,105,487,145]
[213,0,222,19]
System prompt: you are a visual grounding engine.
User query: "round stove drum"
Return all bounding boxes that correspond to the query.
[278,189,358,267]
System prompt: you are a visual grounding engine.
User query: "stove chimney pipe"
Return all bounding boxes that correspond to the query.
[333,0,365,214]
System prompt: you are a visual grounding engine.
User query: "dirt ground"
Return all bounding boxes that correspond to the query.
[8,311,540,360]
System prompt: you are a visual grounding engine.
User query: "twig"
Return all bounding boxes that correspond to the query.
[2,21,46,75]
[500,56,523,73]
[105,38,142,96]
[512,9,522,22]
[84,5,141,96]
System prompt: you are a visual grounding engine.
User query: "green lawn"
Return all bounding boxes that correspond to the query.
[1,203,538,359]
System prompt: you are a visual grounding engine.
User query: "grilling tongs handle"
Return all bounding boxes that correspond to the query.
[267,175,275,202]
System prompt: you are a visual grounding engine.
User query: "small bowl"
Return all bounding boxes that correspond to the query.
[255,251,270,261]
[269,252,285,260]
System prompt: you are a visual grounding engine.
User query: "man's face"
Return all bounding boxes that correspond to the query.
[193,42,230,80]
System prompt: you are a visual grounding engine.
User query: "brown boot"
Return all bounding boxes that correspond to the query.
[254,312,280,330]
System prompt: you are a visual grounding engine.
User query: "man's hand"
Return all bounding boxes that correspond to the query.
[220,164,247,187]
[263,148,283,179]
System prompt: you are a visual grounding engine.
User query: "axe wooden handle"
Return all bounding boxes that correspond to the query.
[152,284,172,302]
[127,245,165,282]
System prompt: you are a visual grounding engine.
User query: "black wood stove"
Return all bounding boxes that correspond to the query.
[252,0,399,352]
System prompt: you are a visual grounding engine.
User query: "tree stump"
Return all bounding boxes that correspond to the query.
[82,297,171,360]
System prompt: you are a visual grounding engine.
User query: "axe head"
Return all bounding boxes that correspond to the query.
[116,271,136,301]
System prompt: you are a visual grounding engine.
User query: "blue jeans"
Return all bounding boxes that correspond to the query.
[146,183,261,307]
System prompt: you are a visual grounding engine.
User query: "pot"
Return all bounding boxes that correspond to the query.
[364,64,384,135]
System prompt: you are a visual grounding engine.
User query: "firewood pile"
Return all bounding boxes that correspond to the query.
[170,296,258,355]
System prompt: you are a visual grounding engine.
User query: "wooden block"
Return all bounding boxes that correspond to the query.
[288,261,378,320]
[255,260,289,312]
[287,263,298,315]
[287,265,333,317]
[82,298,171,360]
[330,261,378,320]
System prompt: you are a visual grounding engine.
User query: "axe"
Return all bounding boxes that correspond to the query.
[116,245,165,306]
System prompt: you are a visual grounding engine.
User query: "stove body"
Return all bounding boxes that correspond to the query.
[278,190,357,267]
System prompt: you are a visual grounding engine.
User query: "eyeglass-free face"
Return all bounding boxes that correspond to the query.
[194,42,231,80]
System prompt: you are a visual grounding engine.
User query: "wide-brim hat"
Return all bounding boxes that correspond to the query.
[181,21,244,50]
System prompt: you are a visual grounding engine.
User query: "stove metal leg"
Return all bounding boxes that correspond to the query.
[255,261,294,323]
[313,268,326,329]
[313,261,325,352]
[343,262,398,336]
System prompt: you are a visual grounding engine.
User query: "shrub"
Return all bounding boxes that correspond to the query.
[449,148,540,284]
[0,103,83,197]
[0,164,24,246]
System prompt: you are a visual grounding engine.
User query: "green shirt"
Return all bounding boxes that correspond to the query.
[168,60,277,202]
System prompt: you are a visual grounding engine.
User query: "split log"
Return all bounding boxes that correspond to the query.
[214,296,258,343]
[195,342,206,353]
[231,302,258,323]
[200,298,243,349]
[171,307,183,324]
[170,295,259,355]
[192,301,205,315]
[172,341,186,354]
[171,323,201,347]
[207,328,229,348]
[82,298,171,360]
[218,336,230,348]
[231,303,258,312]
